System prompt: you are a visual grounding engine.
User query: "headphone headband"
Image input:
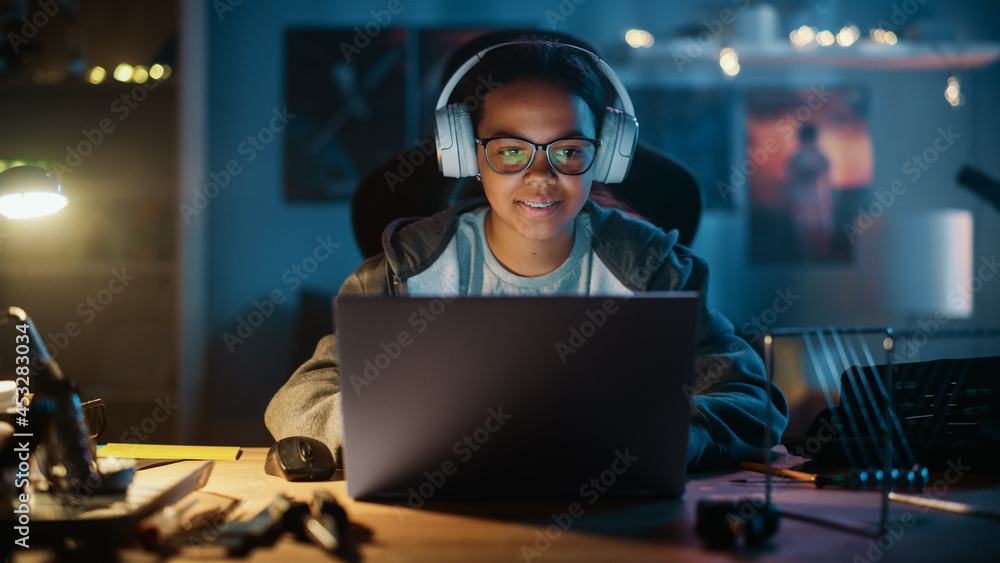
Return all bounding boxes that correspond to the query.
[434,42,635,116]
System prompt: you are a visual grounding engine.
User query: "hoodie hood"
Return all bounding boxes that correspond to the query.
[380,196,684,292]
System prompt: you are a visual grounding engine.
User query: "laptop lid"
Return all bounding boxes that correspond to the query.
[336,292,699,500]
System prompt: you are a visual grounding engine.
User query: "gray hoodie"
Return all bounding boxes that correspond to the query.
[265,197,788,471]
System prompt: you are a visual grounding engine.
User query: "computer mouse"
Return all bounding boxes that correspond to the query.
[264,436,337,482]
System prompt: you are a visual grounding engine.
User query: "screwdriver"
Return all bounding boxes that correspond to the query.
[736,462,930,492]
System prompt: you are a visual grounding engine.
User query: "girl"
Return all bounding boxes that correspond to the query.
[266,38,787,471]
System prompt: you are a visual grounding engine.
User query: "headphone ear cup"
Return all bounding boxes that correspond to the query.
[591,108,638,184]
[435,104,479,178]
[453,105,479,177]
[590,108,619,184]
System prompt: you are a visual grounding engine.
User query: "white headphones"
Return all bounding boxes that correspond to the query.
[434,42,638,184]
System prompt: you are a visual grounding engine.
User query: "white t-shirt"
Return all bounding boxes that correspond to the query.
[453,206,593,295]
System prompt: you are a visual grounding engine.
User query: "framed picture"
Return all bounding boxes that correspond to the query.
[284,28,408,200]
[283,28,492,201]
[746,87,873,263]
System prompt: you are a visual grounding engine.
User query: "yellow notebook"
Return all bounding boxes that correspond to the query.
[97,443,241,461]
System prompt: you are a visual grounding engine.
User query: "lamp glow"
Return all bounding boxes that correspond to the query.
[0,192,68,219]
[0,166,69,219]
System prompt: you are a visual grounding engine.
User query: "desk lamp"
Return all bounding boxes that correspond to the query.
[0,165,68,219]
[1,167,93,502]
[1,306,100,501]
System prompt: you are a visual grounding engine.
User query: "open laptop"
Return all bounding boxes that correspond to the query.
[335,292,700,500]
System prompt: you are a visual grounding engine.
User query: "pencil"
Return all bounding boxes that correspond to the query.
[738,461,817,482]
[888,492,1000,522]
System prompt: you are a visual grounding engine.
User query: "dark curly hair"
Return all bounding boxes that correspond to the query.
[449,36,609,136]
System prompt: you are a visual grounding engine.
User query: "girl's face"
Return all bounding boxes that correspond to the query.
[475,78,597,265]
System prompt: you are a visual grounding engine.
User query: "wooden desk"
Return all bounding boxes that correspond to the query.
[12,448,1000,562]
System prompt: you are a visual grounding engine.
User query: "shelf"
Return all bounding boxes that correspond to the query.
[627,39,1000,70]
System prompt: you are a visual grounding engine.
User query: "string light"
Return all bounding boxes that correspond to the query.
[945,75,962,107]
[836,25,860,47]
[870,29,898,45]
[790,25,816,46]
[113,63,134,82]
[625,29,654,49]
[816,30,835,46]
[719,48,740,77]
[132,65,149,84]
[88,66,106,84]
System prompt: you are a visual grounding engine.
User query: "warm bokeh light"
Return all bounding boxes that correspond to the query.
[790,25,815,46]
[0,192,68,219]
[132,65,149,84]
[114,63,134,82]
[836,26,859,47]
[719,48,740,76]
[816,30,835,46]
[88,66,106,84]
[946,75,962,106]
[870,29,898,45]
[625,29,654,48]
[149,64,165,80]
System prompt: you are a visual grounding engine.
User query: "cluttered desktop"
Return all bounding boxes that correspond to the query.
[3,303,1000,561]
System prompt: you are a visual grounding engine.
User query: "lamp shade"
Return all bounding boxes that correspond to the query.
[0,165,69,219]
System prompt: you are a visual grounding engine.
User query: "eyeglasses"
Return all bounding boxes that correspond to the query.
[475,137,600,176]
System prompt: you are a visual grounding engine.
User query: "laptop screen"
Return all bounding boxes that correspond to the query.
[336,292,700,500]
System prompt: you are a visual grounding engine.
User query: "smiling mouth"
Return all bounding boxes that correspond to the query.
[519,200,558,208]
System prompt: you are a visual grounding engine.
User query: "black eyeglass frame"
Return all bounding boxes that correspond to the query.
[475,136,601,176]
